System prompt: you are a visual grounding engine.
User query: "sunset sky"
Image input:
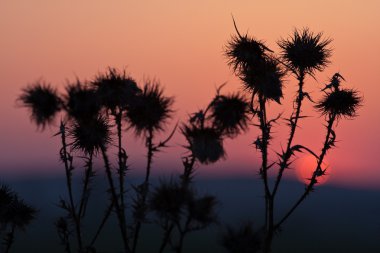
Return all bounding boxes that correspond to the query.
[1,1,379,189]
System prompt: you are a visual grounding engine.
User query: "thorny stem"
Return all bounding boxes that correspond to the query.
[144,129,154,185]
[180,155,196,189]
[132,128,154,253]
[175,215,192,253]
[4,224,15,253]
[100,145,130,253]
[272,71,305,197]
[274,113,336,230]
[158,223,175,253]
[257,96,274,253]
[158,154,196,253]
[57,220,72,253]
[78,152,93,218]
[59,122,83,253]
[89,199,115,248]
[115,111,127,239]
[257,96,272,220]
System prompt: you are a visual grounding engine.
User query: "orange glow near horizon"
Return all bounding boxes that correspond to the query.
[294,155,330,185]
[0,1,379,189]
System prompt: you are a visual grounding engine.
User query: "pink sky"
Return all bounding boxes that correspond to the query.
[0,1,379,189]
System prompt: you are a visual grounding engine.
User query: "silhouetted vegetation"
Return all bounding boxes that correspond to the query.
[0,185,36,253]
[223,17,362,252]
[14,19,362,253]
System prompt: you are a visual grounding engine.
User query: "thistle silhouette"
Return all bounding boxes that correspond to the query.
[225,18,362,253]
[92,68,141,253]
[316,87,362,119]
[221,222,262,253]
[126,81,173,136]
[183,125,225,164]
[182,84,249,165]
[93,67,140,114]
[128,80,175,253]
[16,21,363,253]
[70,116,112,155]
[18,81,62,129]
[278,28,332,75]
[151,85,246,253]
[210,93,249,137]
[64,81,101,122]
[0,185,36,253]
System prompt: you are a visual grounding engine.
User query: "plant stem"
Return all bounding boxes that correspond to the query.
[274,113,336,230]
[115,111,127,230]
[59,122,83,253]
[272,72,305,197]
[100,145,130,253]
[257,96,274,253]
[89,199,115,248]
[158,155,196,253]
[4,224,15,253]
[180,155,196,189]
[257,96,271,222]
[158,223,175,253]
[175,216,191,253]
[132,128,154,253]
[78,152,93,218]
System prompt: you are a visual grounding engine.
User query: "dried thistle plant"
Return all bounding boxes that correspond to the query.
[225,18,362,253]
[0,185,37,253]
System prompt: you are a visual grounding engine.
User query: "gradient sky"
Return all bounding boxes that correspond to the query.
[1,1,379,189]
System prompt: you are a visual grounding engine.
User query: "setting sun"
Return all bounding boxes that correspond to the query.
[294,155,330,185]
[0,1,378,252]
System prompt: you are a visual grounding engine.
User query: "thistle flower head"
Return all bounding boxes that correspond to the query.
[278,28,332,74]
[222,222,262,253]
[126,81,174,135]
[226,34,271,72]
[210,93,249,137]
[92,68,141,112]
[4,198,37,230]
[0,185,36,230]
[316,88,362,119]
[182,125,225,164]
[149,180,191,221]
[241,58,285,103]
[69,116,111,155]
[0,185,13,211]
[64,81,101,122]
[187,195,218,226]
[18,82,62,129]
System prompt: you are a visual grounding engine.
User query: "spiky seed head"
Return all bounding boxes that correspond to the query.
[226,35,271,72]
[222,222,262,253]
[4,198,37,230]
[241,58,285,103]
[149,180,192,221]
[316,88,362,119]
[55,217,69,234]
[278,28,332,74]
[187,195,217,226]
[0,185,36,230]
[210,93,249,137]
[0,185,14,222]
[69,116,111,155]
[64,81,101,122]
[182,125,225,164]
[92,68,141,112]
[18,82,62,129]
[126,81,174,135]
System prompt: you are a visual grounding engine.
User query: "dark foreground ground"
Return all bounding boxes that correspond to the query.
[4,175,380,253]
